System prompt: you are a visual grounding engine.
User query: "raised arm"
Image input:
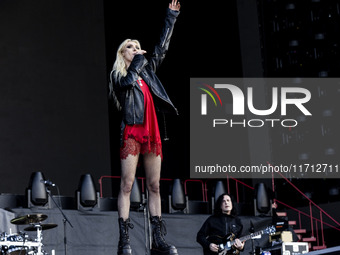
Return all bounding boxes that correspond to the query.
[148,0,181,72]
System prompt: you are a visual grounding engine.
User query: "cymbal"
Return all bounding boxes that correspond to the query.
[10,214,48,225]
[24,223,58,231]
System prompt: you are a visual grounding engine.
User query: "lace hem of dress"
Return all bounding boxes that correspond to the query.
[120,137,163,160]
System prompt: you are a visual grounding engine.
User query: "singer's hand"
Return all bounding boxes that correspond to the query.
[135,50,146,55]
[169,0,180,11]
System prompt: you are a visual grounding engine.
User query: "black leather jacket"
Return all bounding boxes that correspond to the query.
[110,9,179,128]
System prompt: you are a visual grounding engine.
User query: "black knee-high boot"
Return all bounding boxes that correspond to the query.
[150,216,178,255]
[118,217,134,255]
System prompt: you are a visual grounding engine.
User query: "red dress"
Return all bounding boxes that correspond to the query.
[120,79,162,159]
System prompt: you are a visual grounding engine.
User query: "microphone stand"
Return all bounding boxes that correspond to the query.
[143,189,151,255]
[45,186,73,255]
[249,220,256,255]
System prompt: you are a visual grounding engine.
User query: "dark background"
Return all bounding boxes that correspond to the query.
[0,0,111,196]
[0,0,243,197]
[1,0,340,224]
[1,0,340,250]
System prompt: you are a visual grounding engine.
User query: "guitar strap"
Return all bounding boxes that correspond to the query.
[224,215,232,234]
[225,219,229,236]
[226,216,238,236]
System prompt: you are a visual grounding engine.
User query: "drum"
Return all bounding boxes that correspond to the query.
[0,233,28,255]
[6,248,27,255]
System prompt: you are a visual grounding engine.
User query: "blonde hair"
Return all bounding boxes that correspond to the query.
[112,39,141,82]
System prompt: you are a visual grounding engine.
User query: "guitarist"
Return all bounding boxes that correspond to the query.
[197,193,245,254]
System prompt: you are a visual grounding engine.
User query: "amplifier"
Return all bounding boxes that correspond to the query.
[282,242,309,255]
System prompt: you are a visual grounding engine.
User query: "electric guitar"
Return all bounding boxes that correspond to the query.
[208,225,276,255]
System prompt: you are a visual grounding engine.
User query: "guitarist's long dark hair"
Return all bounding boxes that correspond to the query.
[214,193,238,216]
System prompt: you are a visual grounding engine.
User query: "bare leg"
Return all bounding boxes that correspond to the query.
[118,154,139,220]
[144,153,162,216]
[144,153,177,254]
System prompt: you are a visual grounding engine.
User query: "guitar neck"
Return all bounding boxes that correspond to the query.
[232,229,266,244]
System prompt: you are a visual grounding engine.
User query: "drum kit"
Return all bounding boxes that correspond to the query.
[0,214,57,255]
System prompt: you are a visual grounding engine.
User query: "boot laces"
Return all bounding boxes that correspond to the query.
[124,221,134,231]
[159,219,167,236]
[121,220,134,242]
[153,218,169,248]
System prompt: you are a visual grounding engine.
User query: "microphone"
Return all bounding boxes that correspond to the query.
[40,179,56,187]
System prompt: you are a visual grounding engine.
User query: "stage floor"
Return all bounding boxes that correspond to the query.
[0,208,275,255]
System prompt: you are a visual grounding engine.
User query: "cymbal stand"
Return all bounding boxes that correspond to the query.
[34,224,43,255]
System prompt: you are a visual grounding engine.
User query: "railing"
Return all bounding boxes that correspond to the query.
[98,175,120,198]
[98,175,173,198]
[269,167,340,249]
[226,176,254,203]
[273,199,340,247]
[98,173,340,250]
[202,171,340,250]
[199,177,255,204]
[98,175,255,204]
[184,179,206,201]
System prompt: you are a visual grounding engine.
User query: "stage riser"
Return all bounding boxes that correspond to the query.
[3,209,273,255]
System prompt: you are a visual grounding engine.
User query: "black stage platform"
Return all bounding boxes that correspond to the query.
[0,208,274,255]
[2,207,340,255]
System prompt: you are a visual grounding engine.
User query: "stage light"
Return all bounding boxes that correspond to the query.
[214,181,227,202]
[319,71,328,77]
[289,40,299,47]
[296,115,307,122]
[130,177,142,210]
[322,109,333,117]
[211,181,227,213]
[254,183,272,216]
[328,187,339,202]
[303,192,313,199]
[27,171,50,208]
[325,147,336,156]
[286,4,295,10]
[329,187,339,196]
[76,174,99,210]
[298,152,310,161]
[169,179,187,213]
[315,33,325,40]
